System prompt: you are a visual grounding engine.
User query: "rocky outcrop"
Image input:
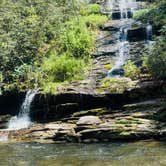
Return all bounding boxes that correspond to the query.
[126,25,147,42]
[28,79,165,122]
[1,97,166,143]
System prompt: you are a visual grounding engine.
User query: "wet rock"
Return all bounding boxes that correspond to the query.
[72,108,110,117]
[123,99,165,111]
[7,123,78,143]
[31,93,110,121]
[78,118,156,141]
[0,92,25,116]
[112,9,133,20]
[77,116,102,126]
[125,81,165,101]
[0,115,11,129]
[126,26,147,42]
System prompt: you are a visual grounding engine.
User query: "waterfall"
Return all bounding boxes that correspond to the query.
[107,0,113,11]
[108,27,129,77]
[8,89,38,130]
[107,0,138,77]
[146,24,153,44]
[119,0,128,19]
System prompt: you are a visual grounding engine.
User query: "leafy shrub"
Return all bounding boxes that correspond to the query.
[124,60,140,80]
[133,9,149,20]
[80,4,101,15]
[82,14,108,29]
[58,19,95,59]
[42,53,86,82]
[87,4,101,14]
[144,39,166,79]
[136,0,166,28]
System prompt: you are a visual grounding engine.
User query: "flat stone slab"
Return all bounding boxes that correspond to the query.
[77,116,102,126]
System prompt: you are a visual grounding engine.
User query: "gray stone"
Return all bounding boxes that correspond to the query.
[77,116,102,126]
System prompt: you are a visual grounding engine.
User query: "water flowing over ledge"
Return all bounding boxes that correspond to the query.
[8,89,38,130]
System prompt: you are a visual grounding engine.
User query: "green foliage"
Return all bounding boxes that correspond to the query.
[133,9,149,20]
[87,4,101,15]
[58,19,95,59]
[143,36,166,79]
[82,14,107,29]
[136,0,166,28]
[80,3,101,15]
[0,0,106,93]
[41,82,63,94]
[0,0,65,84]
[42,53,86,82]
[124,60,140,80]
[136,1,166,80]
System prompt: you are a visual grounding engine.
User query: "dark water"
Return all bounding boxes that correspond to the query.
[0,141,166,166]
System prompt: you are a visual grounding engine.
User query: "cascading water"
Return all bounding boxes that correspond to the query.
[107,0,138,77]
[107,0,113,11]
[108,27,129,77]
[119,0,128,19]
[8,89,38,130]
[146,24,153,44]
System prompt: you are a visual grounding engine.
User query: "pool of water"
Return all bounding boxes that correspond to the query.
[0,141,166,166]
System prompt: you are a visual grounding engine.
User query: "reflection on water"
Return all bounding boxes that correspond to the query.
[0,141,166,166]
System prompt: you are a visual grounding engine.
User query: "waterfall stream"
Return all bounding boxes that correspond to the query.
[107,0,152,77]
[119,0,128,19]
[108,27,129,77]
[108,0,133,77]
[8,89,38,130]
[146,24,153,44]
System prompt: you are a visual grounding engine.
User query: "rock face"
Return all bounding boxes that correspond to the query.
[0,91,25,116]
[126,26,147,42]
[29,80,165,122]
[2,98,166,143]
[0,115,11,129]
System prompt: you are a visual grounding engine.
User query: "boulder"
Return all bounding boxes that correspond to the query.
[77,116,102,126]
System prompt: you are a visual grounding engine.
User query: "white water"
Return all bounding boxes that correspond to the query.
[107,0,113,11]
[8,89,38,130]
[107,0,149,77]
[119,0,128,19]
[146,24,153,44]
[108,27,129,77]
[0,135,8,142]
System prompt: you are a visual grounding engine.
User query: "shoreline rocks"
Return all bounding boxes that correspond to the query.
[1,97,166,143]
